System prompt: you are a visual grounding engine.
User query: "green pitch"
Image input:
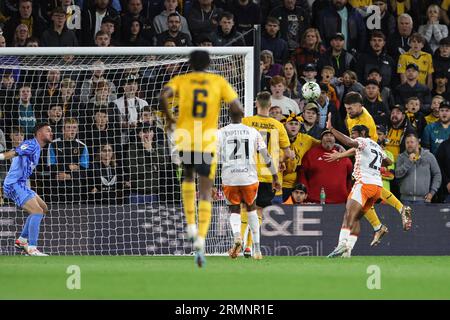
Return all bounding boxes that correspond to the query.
[1,256,450,299]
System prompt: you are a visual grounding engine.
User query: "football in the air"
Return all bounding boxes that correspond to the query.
[301,81,321,101]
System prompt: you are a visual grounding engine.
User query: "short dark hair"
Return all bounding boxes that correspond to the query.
[189,50,210,71]
[34,122,50,136]
[370,30,386,41]
[343,92,363,105]
[95,108,108,115]
[25,37,39,46]
[405,132,419,140]
[351,124,370,137]
[266,17,280,25]
[167,12,181,21]
[10,126,24,135]
[220,12,234,21]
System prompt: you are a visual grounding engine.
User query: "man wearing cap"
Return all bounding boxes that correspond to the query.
[299,129,352,204]
[300,102,322,139]
[40,7,78,47]
[385,104,416,162]
[281,112,320,201]
[300,63,318,85]
[366,68,395,106]
[362,79,390,126]
[422,100,450,155]
[317,32,355,78]
[283,183,309,205]
[394,63,432,110]
[432,37,450,80]
[355,30,395,88]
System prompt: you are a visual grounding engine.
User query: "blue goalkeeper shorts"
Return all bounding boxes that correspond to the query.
[3,183,36,208]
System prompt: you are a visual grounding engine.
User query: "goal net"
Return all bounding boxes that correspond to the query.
[0,47,254,255]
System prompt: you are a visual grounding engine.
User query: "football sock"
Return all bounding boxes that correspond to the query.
[364,207,382,231]
[28,214,44,247]
[338,228,350,245]
[247,210,260,252]
[381,188,403,214]
[182,181,196,225]
[240,206,249,247]
[347,234,358,250]
[19,215,33,239]
[198,200,212,239]
[229,213,241,242]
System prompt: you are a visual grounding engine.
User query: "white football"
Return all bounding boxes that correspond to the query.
[301,81,321,101]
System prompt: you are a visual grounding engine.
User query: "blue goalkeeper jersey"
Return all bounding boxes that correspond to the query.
[4,138,41,186]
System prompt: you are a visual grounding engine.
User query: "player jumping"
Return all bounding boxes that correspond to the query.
[1,123,54,256]
[160,50,243,267]
[218,108,281,260]
[325,115,392,258]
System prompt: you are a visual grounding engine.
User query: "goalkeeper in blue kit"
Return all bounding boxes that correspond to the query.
[1,123,54,256]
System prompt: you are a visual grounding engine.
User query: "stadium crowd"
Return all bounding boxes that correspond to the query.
[0,0,449,205]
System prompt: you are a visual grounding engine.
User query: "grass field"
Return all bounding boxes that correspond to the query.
[1,256,450,300]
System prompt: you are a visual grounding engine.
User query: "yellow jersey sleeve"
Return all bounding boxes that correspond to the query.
[427,54,434,74]
[442,0,450,10]
[276,121,291,149]
[221,77,239,103]
[166,75,180,93]
[397,54,407,74]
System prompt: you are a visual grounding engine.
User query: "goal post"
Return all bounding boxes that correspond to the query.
[0,46,255,255]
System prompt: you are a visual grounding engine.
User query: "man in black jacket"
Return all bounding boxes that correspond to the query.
[213,12,245,46]
[121,0,154,43]
[394,63,432,111]
[433,37,450,80]
[40,7,78,47]
[317,32,356,78]
[155,12,191,46]
[81,0,121,46]
[188,0,223,45]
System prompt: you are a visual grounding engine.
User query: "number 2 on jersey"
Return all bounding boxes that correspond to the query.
[228,138,249,160]
[369,149,383,171]
[192,89,208,118]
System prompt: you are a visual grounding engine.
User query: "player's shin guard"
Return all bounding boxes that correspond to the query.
[338,228,350,245]
[347,234,358,251]
[364,207,382,231]
[381,188,403,214]
[240,206,249,245]
[27,214,44,247]
[229,213,241,241]
[20,215,33,239]
[182,181,196,226]
[198,200,212,241]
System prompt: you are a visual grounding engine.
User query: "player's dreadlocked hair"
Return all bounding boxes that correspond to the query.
[351,125,370,138]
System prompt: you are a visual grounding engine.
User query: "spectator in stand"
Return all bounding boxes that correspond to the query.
[261,17,289,65]
[371,0,396,40]
[283,183,309,205]
[12,24,29,47]
[88,143,125,205]
[317,33,356,78]
[0,70,17,109]
[112,75,148,144]
[319,66,341,110]
[318,0,366,54]
[422,100,450,155]
[35,69,61,116]
[155,13,191,46]
[433,37,450,80]
[362,79,390,126]
[46,102,64,140]
[83,107,120,158]
[335,70,364,103]
[122,17,152,46]
[404,96,427,137]
[299,63,318,86]
[397,33,434,89]
[188,0,224,44]
[59,78,81,119]
[432,72,450,100]
[261,0,310,19]
[126,122,167,204]
[24,36,39,47]
[300,102,323,139]
[282,61,302,103]
[260,50,283,77]
[48,118,90,203]
[0,35,6,47]
[153,0,191,38]
[355,30,395,88]
[387,13,432,63]
[100,16,120,46]
[418,4,448,54]
[94,30,111,47]
[270,75,300,115]
[394,63,432,110]
[426,95,444,125]
[290,28,326,76]
[316,83,343,132]
[213,12,246,46]
[81,0,120,46]
[81,61,117,104]
[436,137,450,202]
[228,0,261,46]
[269,0,310,53]
[376,124,395,191]
[385,104,416,163]
[3,0,47,46]
[269,105,286,122]
[138,105,165,146]
[121,0,154,43]
[365,67,395,106]
[260,59,272,92]
[395,133,441,204]
[5,84,36,139]
[300,129,353,204]
[40,7,78,47]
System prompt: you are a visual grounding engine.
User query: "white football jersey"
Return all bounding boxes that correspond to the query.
[353,137,386,187]
[217,123,266,186]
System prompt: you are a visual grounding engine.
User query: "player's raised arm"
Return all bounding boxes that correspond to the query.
[0,149,17,161]
[326,113,359,148]
[324,148,356,162]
